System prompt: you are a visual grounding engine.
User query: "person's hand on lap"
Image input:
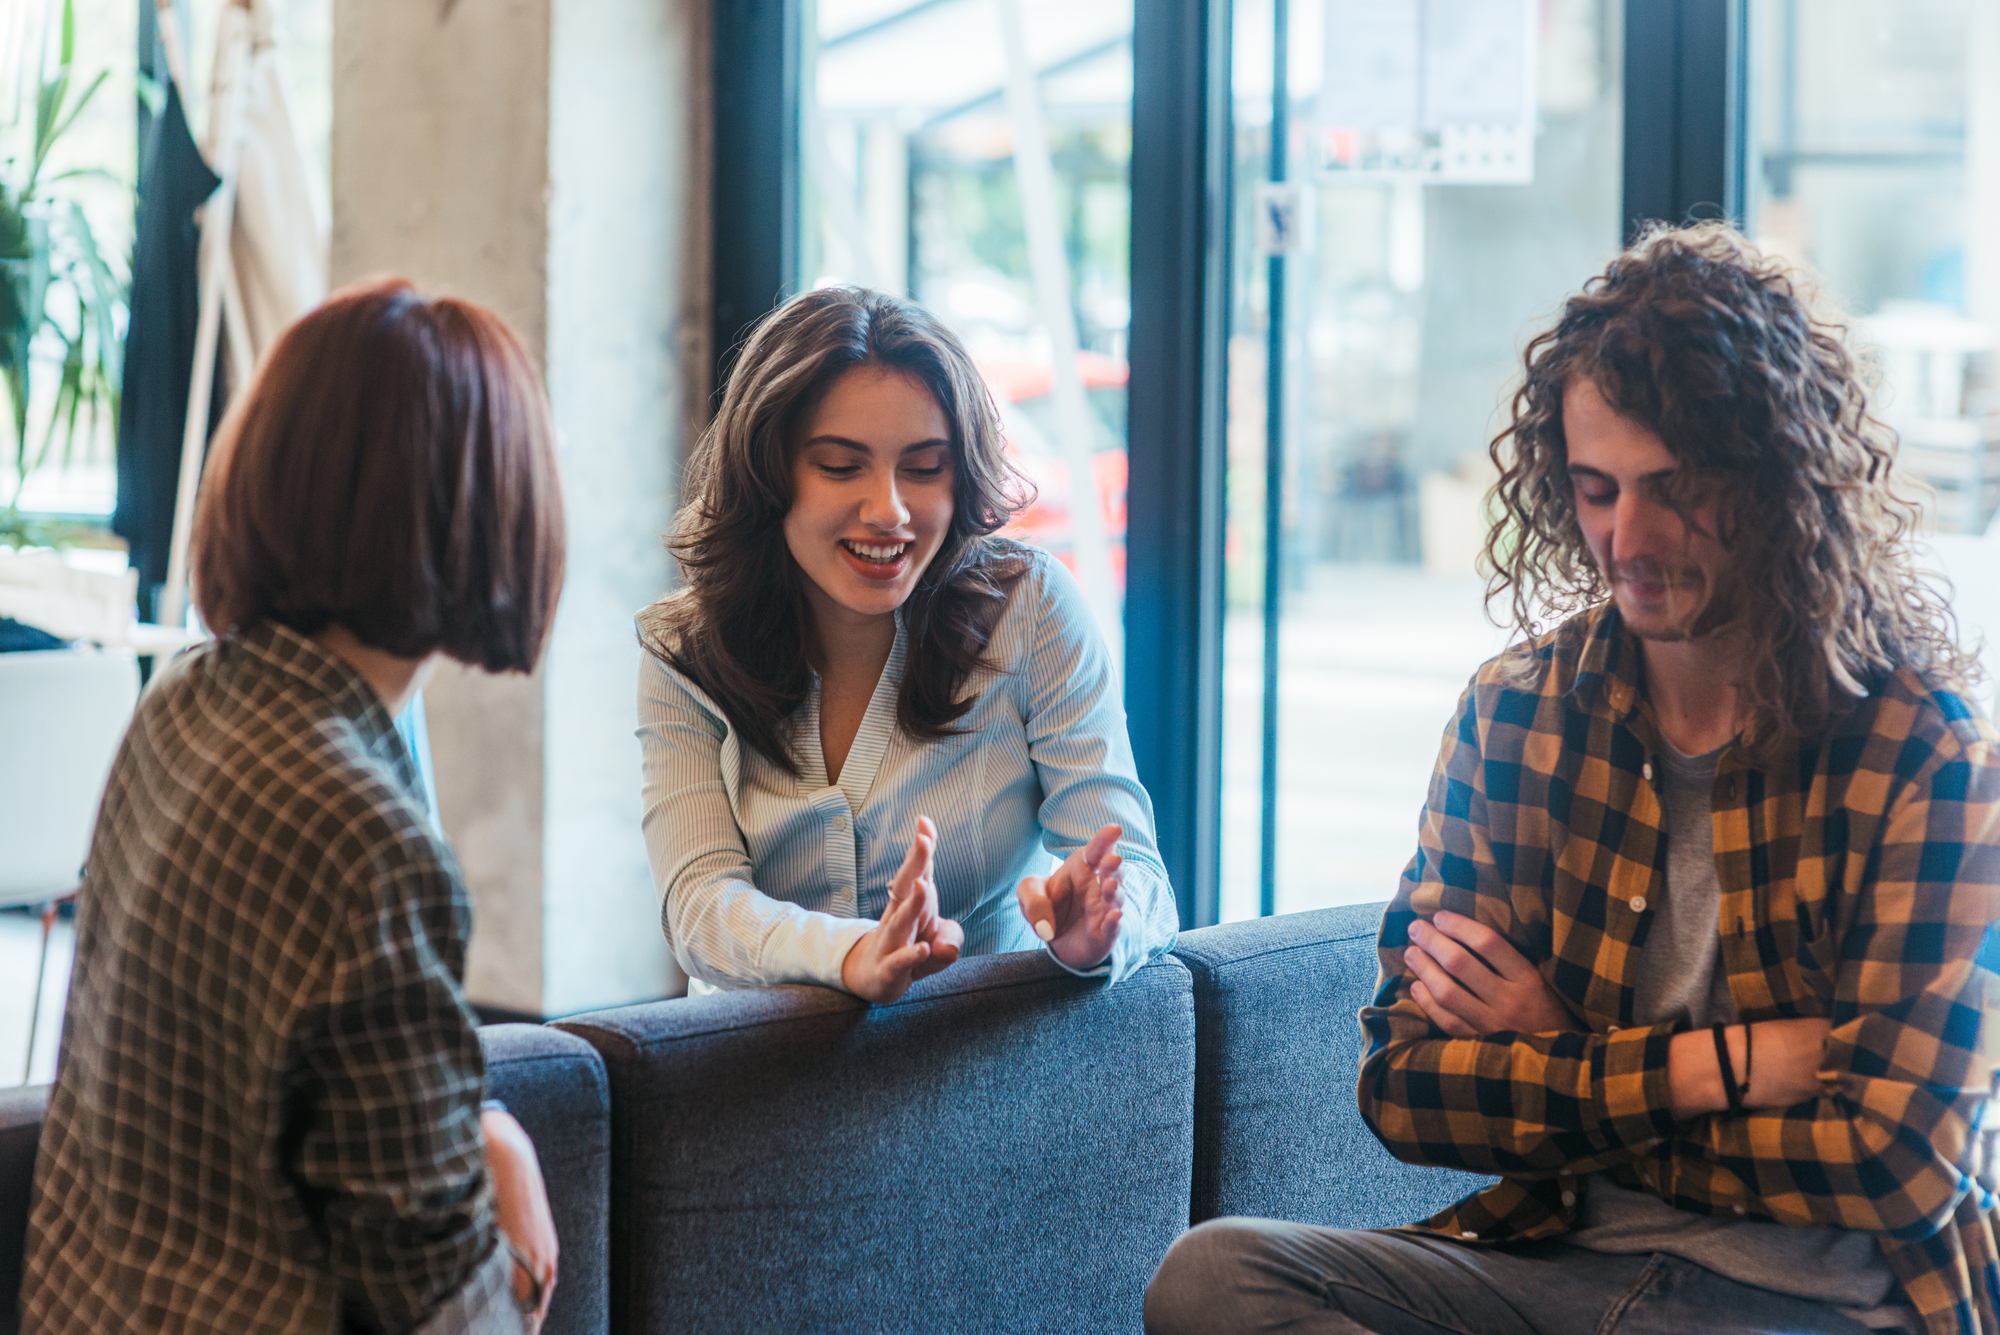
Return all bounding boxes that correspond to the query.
[482,1107,558,1331]
[841,816,963,1003]
[1402,909,1579,1036]
[1017,824,1125,973]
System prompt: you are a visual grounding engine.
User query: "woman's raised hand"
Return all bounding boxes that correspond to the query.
[1017,824,1125,973]
[840,816,963,1003]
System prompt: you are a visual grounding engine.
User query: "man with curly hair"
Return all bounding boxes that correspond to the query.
[1146,223,2000,1334]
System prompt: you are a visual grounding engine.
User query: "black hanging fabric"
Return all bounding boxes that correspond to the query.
[113,80,221,598]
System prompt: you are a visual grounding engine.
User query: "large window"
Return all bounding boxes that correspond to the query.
[1220,0,1625,918]
[5,0,329,524]
[1749,0,1998,537]
[801,0,1134,656]
[727,0,2000,926]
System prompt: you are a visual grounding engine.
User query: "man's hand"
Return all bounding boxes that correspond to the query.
[1016,824,1124,972]
[840,816,964,1003]
[482,1108,557,1331]
[1402,909,1579,1036]
[1668,1017,1831,1119]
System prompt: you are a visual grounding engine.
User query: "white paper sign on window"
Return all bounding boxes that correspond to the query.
[1316,0,1538,184]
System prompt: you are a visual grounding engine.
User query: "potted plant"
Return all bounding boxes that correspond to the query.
[1,0,128,550]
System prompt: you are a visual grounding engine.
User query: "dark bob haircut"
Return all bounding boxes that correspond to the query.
[193,278,565,672]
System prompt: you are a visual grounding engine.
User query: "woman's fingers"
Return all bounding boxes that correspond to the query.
[910,918,963,981]
[890,816,937,902]
[1016,875,1057,942]
[878,870,929,949]
[1082,823,1122,869]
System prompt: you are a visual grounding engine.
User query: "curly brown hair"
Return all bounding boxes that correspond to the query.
[640,287,1034,775]
[1482,221,1978,758]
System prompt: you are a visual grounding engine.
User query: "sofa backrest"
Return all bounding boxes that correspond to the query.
[481,1024,613,1335]
[0,1032,607,1335]
[557,951,1196,1335]
[1173,903,1494,1228]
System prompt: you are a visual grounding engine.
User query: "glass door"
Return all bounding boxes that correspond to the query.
[1222,0,1627,919]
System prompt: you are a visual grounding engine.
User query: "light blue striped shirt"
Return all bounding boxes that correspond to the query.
[637,548,1177,991]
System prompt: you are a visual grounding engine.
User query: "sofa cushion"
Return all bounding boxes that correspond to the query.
[558,951,1195,1335]
[482,1024,612,1335]
[0,1084,49,1335]
[1173,904,1493,1228]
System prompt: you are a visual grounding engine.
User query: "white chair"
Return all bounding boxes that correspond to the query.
[0,647,141,1081]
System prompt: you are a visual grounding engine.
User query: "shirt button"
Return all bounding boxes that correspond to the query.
[832,814,849,831]
[1561,1190,1577,1207]
[1732,1204,1746,1215]
[839,885,853,898]
[1642,761,1654,781]
[1607,1024,1621,1033]
[1628,895,1647,912]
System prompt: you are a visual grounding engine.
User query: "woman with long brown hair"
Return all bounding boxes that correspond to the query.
[639,287,1176,1002]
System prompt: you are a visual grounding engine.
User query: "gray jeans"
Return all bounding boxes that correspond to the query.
[1143,1219,1884,1335]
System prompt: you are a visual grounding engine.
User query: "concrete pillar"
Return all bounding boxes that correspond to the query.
[331,0,705,1015]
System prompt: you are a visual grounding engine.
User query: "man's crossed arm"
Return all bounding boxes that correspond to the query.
[1403,909,1830,1117]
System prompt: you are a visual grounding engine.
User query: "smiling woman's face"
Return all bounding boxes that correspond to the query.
[784,364,956,637]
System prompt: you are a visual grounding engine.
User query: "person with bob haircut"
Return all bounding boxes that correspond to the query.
[638,285,1177,1001]
[23,279,567,1334]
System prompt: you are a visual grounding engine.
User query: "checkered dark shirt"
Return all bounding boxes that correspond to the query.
[1361,604,2000,1335]
[23,622,497,1333]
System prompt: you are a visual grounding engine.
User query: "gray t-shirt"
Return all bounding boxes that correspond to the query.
[1564,740,1916,1330]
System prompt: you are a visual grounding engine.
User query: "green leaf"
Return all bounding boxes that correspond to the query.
[46,167,125,188]
[33,68,109,196]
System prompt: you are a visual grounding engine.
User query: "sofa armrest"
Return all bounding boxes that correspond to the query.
[481,1025,610,1335]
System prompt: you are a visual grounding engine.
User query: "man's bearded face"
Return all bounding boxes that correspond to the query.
[1562,377,1726,641]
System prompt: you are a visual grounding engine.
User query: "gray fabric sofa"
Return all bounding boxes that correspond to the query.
[2,904,1474,1335]
[0,1027,612,1335]
[1176,903,1494,1228]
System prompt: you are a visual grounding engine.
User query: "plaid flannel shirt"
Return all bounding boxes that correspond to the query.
[23,622,498,1334]
[1359,604,2000,1335]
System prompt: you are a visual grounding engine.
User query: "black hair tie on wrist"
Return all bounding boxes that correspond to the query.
[1712,1023,1748,1112]
[1741,1019,1753,1105]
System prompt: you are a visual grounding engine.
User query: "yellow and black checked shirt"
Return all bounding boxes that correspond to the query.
[1359,604,2000,1335]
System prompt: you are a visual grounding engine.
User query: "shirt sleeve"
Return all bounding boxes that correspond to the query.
[1671,729,2000,1241]
[289,842,496,1335]
[637,651,874,990]
[1356,681,1682,1179]
[1017,556,1179,986]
